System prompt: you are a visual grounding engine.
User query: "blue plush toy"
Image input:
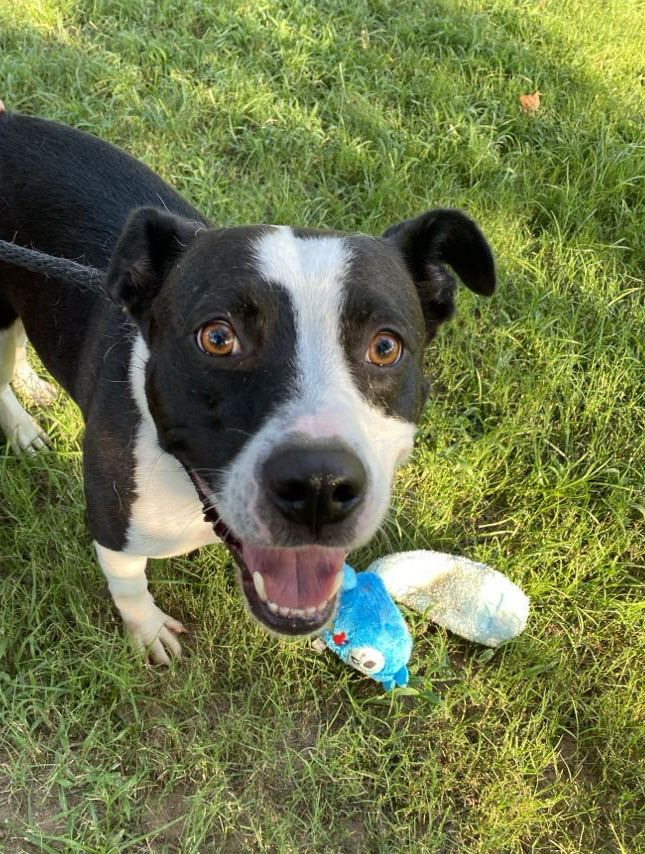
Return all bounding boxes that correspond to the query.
[321,564,412,691]
[318,552,530,692]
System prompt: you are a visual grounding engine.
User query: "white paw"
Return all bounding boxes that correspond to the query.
[123,603,186,666]
[13,366,58,407]
[0,387,51,454]
[9,414,51,454]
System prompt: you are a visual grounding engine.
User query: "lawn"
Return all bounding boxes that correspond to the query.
[1,0,644,851]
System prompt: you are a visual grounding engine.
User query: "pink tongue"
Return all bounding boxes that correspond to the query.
[242,545,346,609]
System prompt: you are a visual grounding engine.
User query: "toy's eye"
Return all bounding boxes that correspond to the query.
[196,320,239,356]
[365,330,403,367]
[348,646,386,675]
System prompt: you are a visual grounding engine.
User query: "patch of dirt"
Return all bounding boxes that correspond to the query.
[0,779,78,853]
[138,782,192,850]
[554,731,601,789]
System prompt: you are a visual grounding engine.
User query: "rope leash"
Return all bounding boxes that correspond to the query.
[0,238,110,296]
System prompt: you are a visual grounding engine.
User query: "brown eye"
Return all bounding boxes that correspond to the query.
[197,320,238,356]
[366,331,403,367]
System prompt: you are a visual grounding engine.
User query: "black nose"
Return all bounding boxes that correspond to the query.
[263,443,367,536]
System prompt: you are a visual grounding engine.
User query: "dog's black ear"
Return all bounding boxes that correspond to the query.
[382,208,495,339]
[105,207,203,320]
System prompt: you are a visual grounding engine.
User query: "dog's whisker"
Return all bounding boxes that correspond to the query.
[221,427,254,439]
[189,467,229,479]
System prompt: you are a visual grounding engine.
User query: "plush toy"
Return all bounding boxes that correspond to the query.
[369,550,530,648]
[321,565,412,691]
[317,551,530,691]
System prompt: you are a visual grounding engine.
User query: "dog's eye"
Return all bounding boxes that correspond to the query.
[197,320,239,356]
[365,331,402,367]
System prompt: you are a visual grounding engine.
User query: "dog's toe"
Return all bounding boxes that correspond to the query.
[148,636,173,666]
[163,615,187,635]
[16,420,51,454]
[158,625,183,659]
[24,431,51,454]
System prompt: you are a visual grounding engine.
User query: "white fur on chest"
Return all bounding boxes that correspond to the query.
[126,335,219,558]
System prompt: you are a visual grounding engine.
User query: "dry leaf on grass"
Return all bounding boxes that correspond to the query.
[519,90,541,112]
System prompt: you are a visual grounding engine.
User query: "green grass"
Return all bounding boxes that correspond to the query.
[1,0,644,850]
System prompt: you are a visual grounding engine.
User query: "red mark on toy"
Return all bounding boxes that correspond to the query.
[333,631,348,645]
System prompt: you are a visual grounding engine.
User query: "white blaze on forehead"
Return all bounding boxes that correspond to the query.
[254,227,354,405]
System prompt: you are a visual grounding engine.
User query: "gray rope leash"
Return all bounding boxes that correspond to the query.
[0,238,110,297]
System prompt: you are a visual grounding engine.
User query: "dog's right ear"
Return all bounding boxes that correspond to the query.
[105,207,203,321]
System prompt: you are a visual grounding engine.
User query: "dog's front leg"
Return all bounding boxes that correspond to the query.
[95,542,186,665]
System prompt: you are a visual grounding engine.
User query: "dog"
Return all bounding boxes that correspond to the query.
[0,104,495,663]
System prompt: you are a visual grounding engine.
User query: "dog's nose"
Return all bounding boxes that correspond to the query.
[263,444,367,535]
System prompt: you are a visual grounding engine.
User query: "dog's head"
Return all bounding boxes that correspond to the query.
[105,207,495,635]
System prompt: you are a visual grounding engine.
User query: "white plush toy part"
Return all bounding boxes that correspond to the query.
[369,550,529,647]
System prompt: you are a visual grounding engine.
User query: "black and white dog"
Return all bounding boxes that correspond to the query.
[0,105,495,663]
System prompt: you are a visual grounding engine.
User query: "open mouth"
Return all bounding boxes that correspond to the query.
[189,470,346,636]
[238,544,345,636]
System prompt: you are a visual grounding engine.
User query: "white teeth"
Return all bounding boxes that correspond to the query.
[264,599,331,618]
[253,572,267,602]
[330,571,344,597]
